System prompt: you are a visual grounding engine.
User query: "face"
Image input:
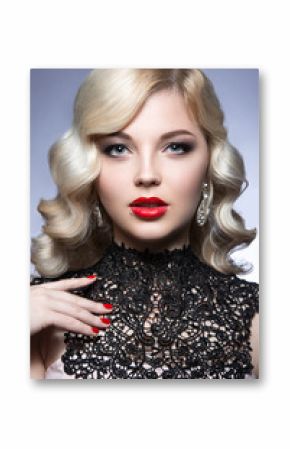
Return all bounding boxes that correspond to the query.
[95,89,209,251]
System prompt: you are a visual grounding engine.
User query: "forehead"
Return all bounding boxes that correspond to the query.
[122,89,199,136]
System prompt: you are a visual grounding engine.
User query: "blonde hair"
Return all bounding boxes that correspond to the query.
[31,69,257,277]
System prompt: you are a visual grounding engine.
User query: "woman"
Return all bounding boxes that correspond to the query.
[30,69,259,379]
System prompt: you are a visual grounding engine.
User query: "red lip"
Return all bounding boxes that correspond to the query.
[129,197,168,206]
[129,197,168,219]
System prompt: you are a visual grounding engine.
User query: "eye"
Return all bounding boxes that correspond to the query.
[165,142,194,155]
[101,141,194,157]
[102,144,130,157]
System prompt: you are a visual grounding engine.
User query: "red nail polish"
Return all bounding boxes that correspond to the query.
[101,317,111,325]
[92,327,99,334]
[103,303,113,310]
[87,275,96,279]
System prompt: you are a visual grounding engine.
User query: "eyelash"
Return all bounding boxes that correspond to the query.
[101,142,194,157]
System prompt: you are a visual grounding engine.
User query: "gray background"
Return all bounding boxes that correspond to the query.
[30,69,259,280]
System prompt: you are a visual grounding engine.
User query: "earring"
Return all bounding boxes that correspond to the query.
[196,182,210,226]
[94,202,104,227]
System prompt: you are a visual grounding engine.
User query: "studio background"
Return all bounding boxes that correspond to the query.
[30,68,259,281]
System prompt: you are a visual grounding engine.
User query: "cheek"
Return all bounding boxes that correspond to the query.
[96,165,127,203]
[169,161,207,201]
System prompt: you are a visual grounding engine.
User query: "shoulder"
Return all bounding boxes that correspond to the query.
[228,275,259,321]
[203,263,259,321]
[212,269,259,377]
[207,267,260,377]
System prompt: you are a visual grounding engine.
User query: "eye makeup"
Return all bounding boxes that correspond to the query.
[165,142,194,154]
[100,141,195,158]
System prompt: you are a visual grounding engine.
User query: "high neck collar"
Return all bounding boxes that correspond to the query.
[112,239,191,254]
[101,239,201,269]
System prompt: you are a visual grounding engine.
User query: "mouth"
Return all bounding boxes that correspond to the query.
[129,197,168,219]
[129,197,168,207]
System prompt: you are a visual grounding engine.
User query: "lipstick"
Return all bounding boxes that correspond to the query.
[129,197,168,219]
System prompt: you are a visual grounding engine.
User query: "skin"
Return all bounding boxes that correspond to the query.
[95,88,209,252]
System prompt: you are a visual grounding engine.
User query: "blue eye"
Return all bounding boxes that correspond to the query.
[102,141,194,157]
[102,144,129,157]
[166,142,193,154]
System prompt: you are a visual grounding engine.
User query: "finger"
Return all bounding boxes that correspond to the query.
[48,297,112,329]
[42,276,98,291]
[47,289,114,315]
[52,312,103,337]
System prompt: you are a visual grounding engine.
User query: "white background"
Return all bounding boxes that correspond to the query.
[1,1,288,448]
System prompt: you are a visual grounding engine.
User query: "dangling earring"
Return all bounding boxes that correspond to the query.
[196,182,210,226]
[94,201,104,227]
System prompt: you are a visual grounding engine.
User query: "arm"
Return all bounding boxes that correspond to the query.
[249,313,259,378]
[30,333,45,379]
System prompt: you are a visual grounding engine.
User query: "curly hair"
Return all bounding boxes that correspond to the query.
[31,69,256,277]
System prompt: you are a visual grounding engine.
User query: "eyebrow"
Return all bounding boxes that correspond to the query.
[102,129,196,141]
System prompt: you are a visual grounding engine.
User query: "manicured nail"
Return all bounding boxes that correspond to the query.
[101,317,111,325]
[91,327,99,334]
[87,275,97,279]
[103,303,113,310]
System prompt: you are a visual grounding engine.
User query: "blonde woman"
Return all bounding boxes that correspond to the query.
[30,69,259,380]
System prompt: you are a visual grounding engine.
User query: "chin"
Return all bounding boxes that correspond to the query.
[130,222,173,239]
[118,222,186,246]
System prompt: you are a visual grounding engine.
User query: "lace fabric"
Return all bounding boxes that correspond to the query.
[31,241,259,379]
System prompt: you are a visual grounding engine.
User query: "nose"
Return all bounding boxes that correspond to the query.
[133,154,161,187]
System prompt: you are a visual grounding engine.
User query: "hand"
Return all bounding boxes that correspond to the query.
[30,276,113,337]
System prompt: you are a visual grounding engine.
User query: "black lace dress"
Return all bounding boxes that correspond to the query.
[30,241,259,379]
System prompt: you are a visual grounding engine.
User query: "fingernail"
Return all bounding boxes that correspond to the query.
[100,317,111,325]
[87,275,97,279]
[91,327,99,334]
[103,303,113,310]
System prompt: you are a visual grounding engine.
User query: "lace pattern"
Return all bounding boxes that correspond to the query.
[31,241,259,379]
